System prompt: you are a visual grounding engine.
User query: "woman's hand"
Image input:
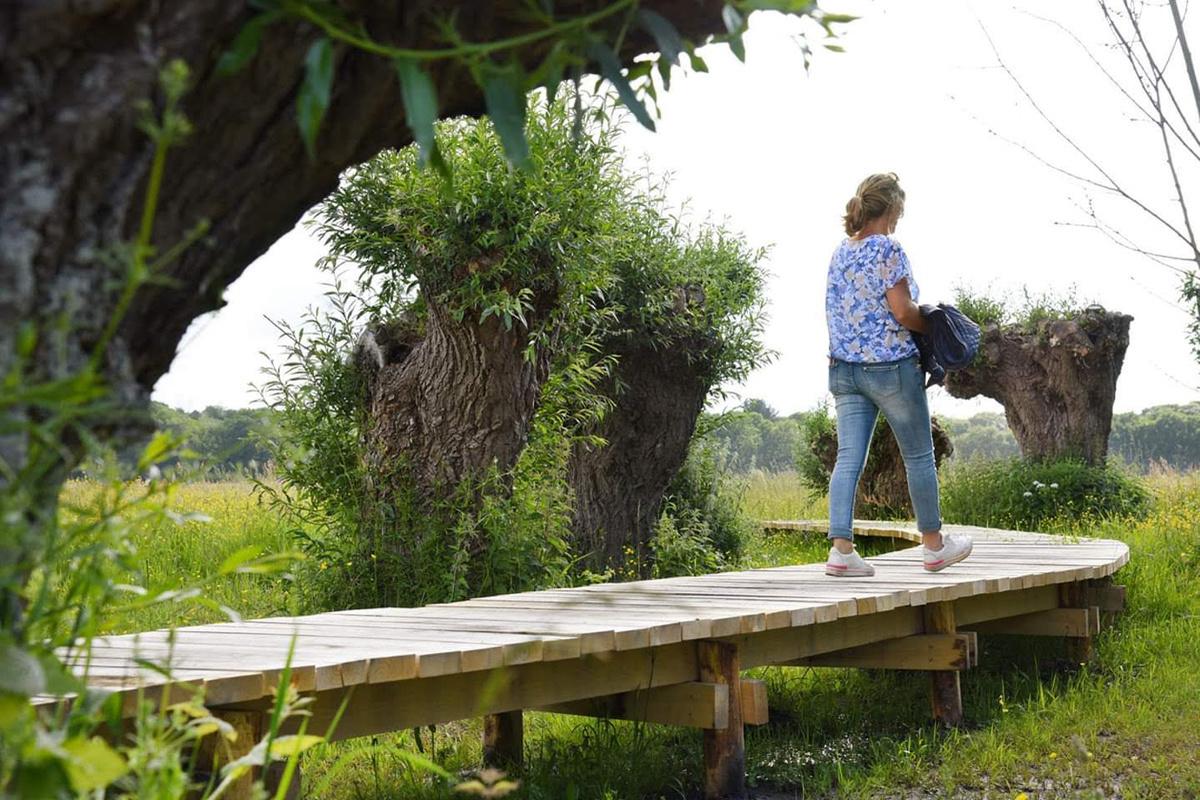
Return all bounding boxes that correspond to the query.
[886,279,928,333]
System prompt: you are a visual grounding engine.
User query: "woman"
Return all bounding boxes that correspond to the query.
[822,173,972,578]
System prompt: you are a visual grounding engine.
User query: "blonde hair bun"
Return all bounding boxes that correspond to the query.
[843,172,905,237]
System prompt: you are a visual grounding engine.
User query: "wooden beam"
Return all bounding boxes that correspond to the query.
[954,585,1059,626]
[923,602,963,727]
[1083,583,1126,613]
[784,633,973,671]
[740,680,768,726]
[195,710,262,800]
[699,641,745,800]
[735,607,924,670]
[537,679,768,729]
[963,607,1096,638]
[538,682,729,729]
[482,711,523,769]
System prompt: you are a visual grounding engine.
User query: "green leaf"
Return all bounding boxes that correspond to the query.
[531,40,568,103]
[0,645,45,696]
[722,4,745,33]
[586,42,656,132]
[0,691,28,728]
[394,57,438,165]
[637,9,684,65]
[219,544,264,575]
[481,66,531,168]
[62,736,128,792]
[38,653,82,696]
[137,430,175,471]
[267,734,325,759]
[297,37,334,159]
[216,11,283,76]
[729,33,746,62]
[688,52,709,72]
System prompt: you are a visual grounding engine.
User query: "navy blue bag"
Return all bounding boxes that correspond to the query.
[912,303,981,387]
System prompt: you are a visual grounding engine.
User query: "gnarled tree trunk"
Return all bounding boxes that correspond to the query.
[362,298,551,503]
[568,332,715,572]
[814,416,954,516]
[944,309,1132,465]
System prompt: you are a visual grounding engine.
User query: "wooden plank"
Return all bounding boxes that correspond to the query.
[963,607,1094,638]
[699,641,745,800]
[332,609,620,655]
[923,602,963,727]
[538,681,730,729]
[740,679,768,726]
[69,647,318,693]
[434,599,702,644]
[78,667,264,707]
[785,633,972,671]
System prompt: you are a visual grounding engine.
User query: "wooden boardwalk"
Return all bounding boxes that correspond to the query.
[56,521,1129,799]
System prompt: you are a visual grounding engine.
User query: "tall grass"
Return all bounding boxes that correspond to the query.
[59,480,302,633]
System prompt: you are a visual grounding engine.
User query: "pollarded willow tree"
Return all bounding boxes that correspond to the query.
[263,98,768,605]
[568,199,769,570]
[948,292,1132,466]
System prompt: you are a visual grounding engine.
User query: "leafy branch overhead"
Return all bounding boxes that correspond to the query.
[219,0,856,167]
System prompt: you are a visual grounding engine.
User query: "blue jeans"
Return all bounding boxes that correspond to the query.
[827,355,942,541]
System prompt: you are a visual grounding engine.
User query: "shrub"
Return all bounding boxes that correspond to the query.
[952,284,1091,329]
[940,457,1150,530]
[651,439,756,578]
[794,404,837,493]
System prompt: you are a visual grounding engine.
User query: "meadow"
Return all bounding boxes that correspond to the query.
[81,470,1200,799]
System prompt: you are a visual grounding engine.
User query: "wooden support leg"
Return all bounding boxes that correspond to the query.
[194,711,261,800]
[482,710,523,769]
[1059,582,1094,664]
[923,602,963,727]
[699,640,745,800]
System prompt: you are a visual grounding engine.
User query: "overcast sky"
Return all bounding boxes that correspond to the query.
[153,0,1200,418]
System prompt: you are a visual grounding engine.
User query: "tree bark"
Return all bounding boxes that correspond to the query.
[568,332,714,571]
[944,309,1132,465]
[362,297,551,503]
[814,416,954,517]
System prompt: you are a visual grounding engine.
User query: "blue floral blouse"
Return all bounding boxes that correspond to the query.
[825,234,919,362]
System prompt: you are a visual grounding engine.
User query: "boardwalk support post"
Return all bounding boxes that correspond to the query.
[1059,582,1097,664]
[699,640,746,799]
[193,710,299,800]
[922,602,963,727]
[482,710,523,769]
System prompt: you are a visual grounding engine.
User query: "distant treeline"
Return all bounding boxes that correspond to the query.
[94,403,279,478]
[702,400,1200,474]
[115,399,1200,478]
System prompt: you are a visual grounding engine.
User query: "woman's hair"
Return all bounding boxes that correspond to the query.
[843,173,905,237]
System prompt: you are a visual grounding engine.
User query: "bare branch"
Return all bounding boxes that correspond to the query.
[1121,0,1200,151]
[1028,6,1200,161]
[1169,0,1200,122]
[981,20,1195,250]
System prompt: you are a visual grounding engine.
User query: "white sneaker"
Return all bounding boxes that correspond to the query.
[923,533,973,572]
[825,546,876,577]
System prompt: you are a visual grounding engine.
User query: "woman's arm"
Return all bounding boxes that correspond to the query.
[886,279,928,333]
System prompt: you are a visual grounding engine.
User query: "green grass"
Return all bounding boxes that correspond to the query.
[87,472,1200,798]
